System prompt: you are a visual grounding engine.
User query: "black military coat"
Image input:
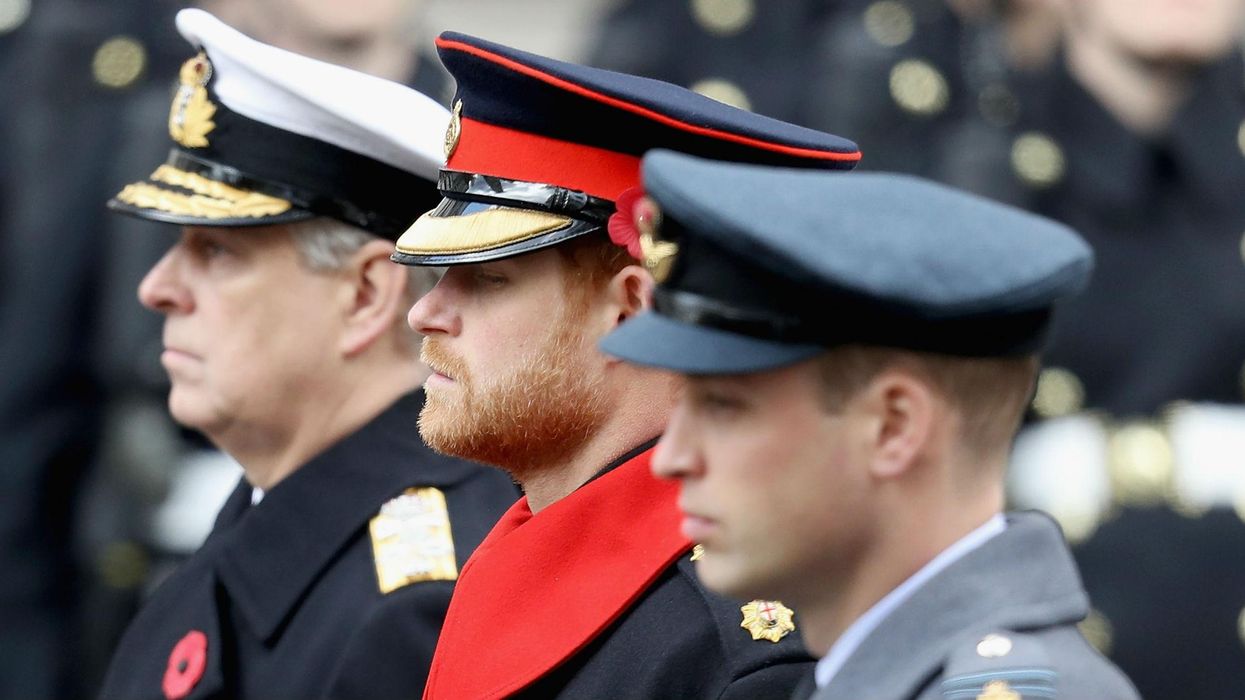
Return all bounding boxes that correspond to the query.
[97,390,518,700]
[422,443,812,700]
[985,54,1245,700]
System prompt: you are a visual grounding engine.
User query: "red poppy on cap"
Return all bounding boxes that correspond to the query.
[162,630,207,700]
[607,187,647,260]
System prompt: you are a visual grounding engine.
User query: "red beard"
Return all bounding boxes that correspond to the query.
[418,315,609,478]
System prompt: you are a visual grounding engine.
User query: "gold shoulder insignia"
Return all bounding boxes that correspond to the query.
[369,487,458,594]
[977,680,1020,700]
[169,52,217,148]
[740,600,795,643]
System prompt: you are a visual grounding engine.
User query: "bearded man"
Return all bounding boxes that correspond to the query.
[382,32,861,699]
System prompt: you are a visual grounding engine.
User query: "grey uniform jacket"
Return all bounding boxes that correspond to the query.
[808,511,1139,700]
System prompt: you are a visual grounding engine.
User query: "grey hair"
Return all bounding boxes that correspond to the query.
[286,218,438,352]
[288,217,376,271]
[287,218,440,302]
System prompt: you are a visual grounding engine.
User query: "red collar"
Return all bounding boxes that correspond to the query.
[422,447,690,699]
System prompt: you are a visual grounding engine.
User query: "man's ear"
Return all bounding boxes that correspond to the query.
[338,238,409,357]
[862,369,935,480]
[604,264,656,327]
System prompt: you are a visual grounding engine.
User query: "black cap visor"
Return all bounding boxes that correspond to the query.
[108,154,310,229]
[392,170,616,266]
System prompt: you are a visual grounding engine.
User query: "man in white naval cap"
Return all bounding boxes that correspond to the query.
[96,10,517,700]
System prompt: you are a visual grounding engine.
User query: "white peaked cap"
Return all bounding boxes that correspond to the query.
[176,8,448,179]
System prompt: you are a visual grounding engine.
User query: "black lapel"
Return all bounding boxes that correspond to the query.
[214,390,482,642]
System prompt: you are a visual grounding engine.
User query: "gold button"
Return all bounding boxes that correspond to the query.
[93,36,147,89]
[0,0,30,34]
[975,633,1013,658]
[1010,131,1065,188]
[1079,608,1114,656]
[863,1,914,47]
[1031,367,1085,418]
[1107,422,1174,506]
[689,78,752,111]
[98,540,149,589]
[889,59,949,116]
[690,544,705,561]
[690,0,755,37]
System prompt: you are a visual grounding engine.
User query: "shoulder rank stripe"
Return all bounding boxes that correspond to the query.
[940,668,1057,699]
[369,487,458,594]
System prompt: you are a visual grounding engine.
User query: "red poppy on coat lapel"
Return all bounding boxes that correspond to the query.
[162,630,208,700]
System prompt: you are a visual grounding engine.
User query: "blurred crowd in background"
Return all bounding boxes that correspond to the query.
[1,0,1243,698]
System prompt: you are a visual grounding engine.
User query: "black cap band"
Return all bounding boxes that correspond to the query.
[654,285,1053,357]
[181,100,439,238]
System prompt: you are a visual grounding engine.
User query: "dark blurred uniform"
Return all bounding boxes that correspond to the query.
[590,0,1032,180]
[0,2,188,696]
[993,50,1245,700]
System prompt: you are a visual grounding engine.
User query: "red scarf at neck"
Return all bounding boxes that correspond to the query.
[422,448,690,699]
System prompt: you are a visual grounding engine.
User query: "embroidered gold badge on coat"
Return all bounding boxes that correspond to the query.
[740,600,795,642]
[369,487,458,594]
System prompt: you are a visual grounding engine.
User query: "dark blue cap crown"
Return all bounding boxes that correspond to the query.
[392,31,861,266]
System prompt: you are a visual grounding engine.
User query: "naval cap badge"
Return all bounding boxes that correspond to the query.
[168,51,217,148]
[740,600,795,643]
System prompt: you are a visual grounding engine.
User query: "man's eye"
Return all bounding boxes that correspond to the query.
[186,232,231,259]
[202,240,228,257]
[694,392,745,415]
[473,270,507,286]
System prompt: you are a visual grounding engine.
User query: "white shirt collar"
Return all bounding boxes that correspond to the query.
[814,513,1007,688]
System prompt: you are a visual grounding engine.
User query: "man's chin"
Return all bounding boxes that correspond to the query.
[695,555,777,602]
[167,392,221,436]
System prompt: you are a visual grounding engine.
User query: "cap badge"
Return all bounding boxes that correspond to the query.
[976,680,1020,700]
[740,600,795,643]
[635,196,678,283]
[444,100,463,159]
[168,52,217,148]
[369,487,459,594]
